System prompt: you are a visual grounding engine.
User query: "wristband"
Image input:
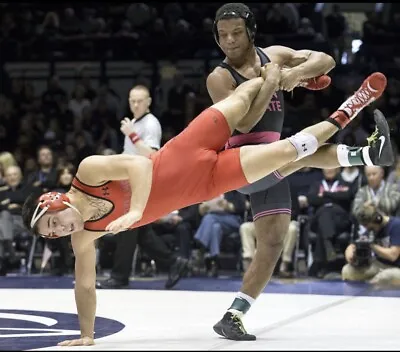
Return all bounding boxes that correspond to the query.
[129,132,140,144]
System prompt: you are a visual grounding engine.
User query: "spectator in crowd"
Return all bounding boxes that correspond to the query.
[307,167,355,277]
[152,204,201,265]
[352,166,400,219]
[194,191,247,277]
[0,152,18,186]
[0,2,398,280]
[25,146,58,193]
[0,165,35,275]
[342,203,400,285]
[278,167,323,277]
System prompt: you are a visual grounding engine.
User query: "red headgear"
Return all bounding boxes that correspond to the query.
[30,192,72,238]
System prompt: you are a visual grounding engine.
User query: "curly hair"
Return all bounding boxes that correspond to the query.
[22,191,43,237]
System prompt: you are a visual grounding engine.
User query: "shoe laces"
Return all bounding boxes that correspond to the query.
[342,82,375,113]
[367,126,379,146]
[230,314,247,335]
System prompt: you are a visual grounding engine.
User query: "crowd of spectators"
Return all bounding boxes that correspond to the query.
[1,3,400,283]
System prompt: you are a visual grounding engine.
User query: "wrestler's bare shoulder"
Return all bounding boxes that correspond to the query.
[262,45,292,65]
[263,45,318,68]
[208,66,236,84]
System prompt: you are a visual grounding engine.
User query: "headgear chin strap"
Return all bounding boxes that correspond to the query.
[213,9,257,45]
[30,192,81,232]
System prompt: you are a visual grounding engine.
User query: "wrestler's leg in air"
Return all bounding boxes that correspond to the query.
[213,72,387,189]
[211,77,265,134]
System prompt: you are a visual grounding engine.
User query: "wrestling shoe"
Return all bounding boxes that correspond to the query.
[328,72,387,129]
[165,256,189,289]
[366,109,395,167]
[213,312,256,341]
[299,74,331,91]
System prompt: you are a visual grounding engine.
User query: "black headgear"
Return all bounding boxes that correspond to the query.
[213,6,257,44]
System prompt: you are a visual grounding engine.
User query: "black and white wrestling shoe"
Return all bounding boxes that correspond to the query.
[366,109,395,167]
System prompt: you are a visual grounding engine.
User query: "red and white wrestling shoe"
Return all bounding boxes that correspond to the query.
[328,72,387,129]
[299,75,331,91]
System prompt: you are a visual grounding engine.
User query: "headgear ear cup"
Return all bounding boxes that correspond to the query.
[38,192,71,212]
[30,192,72,229]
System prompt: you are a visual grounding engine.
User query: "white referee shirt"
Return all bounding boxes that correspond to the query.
[123,112,162,156]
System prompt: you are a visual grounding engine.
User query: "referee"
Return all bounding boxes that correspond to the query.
[97,85,188,289]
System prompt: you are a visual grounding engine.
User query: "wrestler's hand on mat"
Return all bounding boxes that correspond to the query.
[58,336,94,347]
[105,210,143,234]
[120,117,134,136]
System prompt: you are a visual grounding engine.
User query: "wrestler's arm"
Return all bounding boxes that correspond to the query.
[58,232,98,346]
[207,67,279,128]
[264,45,336,79]
[77,154,153,217]
[122,118,161,157]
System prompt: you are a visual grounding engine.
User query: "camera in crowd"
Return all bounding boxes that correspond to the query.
[353,231,374,267]
[352,203,385,267]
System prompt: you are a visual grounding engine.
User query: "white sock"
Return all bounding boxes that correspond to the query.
[336,144,352,166]
[336,144,374,166]
[287,132,318,161]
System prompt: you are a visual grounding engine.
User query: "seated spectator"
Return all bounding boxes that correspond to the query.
[307,167,355,278]
[0,166,35,275]
[341,166,367,190]
[342,203,400,286]
[278,167,323,277]
[152,204,201,264]
[25,146,58,192]
[239,220,254,272]
[193,191,246,277]
[352,166,400,219]
[0,152,18,187]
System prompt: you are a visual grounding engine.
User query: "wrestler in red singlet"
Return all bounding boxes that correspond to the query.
[72,107,250,232]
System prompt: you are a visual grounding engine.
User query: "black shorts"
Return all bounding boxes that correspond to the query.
[238,171,292,220]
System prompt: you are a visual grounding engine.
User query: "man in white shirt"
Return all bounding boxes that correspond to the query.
[121,86,161,157]
[97,85,188,289]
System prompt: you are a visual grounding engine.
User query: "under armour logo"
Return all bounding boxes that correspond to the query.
[102,186,110,196]
[302,143,307,152]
